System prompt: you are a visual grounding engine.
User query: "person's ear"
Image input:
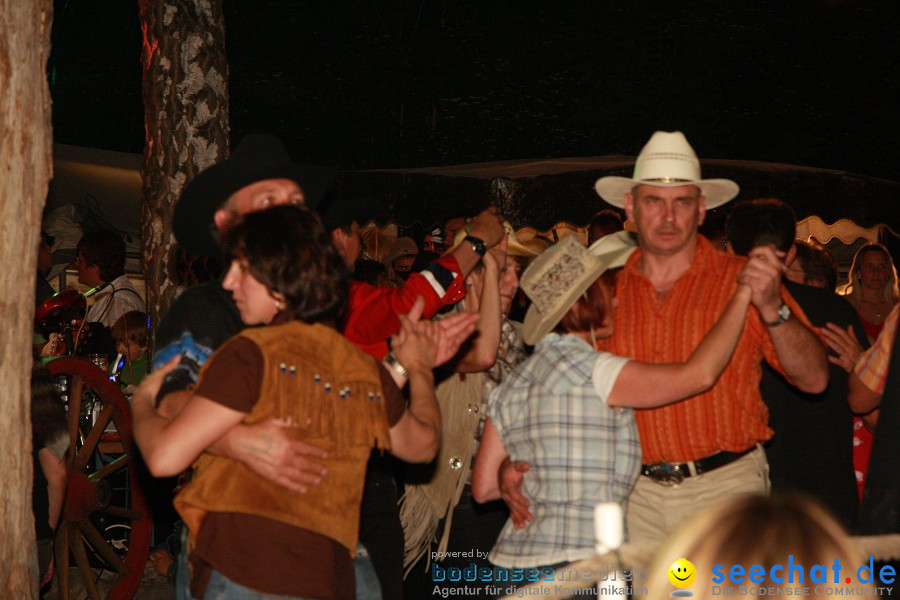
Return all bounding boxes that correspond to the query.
[331,227,348,253]
[213,208,232,233]
[624,193,636,222]
[785,244,798,267]
[272,291,287,311]
[697,196,707,226]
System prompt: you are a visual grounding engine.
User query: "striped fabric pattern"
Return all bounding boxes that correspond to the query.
[605,235,809,463]
[855,304,899,395]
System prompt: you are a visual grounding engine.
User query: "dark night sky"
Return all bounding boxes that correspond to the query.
[49,1,900,184]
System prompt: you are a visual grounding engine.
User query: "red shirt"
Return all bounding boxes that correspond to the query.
[343,254,467,358]
[604,236,812,463]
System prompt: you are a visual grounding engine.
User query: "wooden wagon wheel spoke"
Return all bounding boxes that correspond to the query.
[47,357,152,600]
[105,505,144,521]
[55,521,71,599]
[66,375,84,470]
[90,453,131,482]
[75,401,116,471]
[69,529,102,600]
[79,519,128,574]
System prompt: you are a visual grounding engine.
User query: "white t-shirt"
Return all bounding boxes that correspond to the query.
[86,275,145,327]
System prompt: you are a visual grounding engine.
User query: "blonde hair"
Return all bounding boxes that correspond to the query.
[837,243,899,307]
[646,494,872,600]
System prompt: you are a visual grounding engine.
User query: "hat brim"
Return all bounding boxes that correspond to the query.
[384,239,419,267]
[441,228,471,257]
[174,161,335,257]
[443,227,540,259]
[319,195,386,232]
[507,239,539,258]
[587,230,638,268]
[594,177,739,210]
[521,260,608,345]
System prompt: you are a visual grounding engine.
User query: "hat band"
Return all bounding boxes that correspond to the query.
[641,177,694,183]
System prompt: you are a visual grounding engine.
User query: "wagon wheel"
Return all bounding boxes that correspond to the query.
[47,357,152,600]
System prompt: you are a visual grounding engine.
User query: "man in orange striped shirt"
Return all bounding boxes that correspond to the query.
[592,131,829,546]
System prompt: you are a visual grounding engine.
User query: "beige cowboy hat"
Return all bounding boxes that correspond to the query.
[519,236,551,257]
[443,221,539,259]
[521,232,638,345]
[521,236,608,345]
[588,229,638,268]
[503,221,540,258]
[594,131,739,210]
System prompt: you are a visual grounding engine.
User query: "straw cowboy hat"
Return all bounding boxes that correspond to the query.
[519,236,551,257]
[174,134,335,257]
[502,221,540,259]
[443,221,539,259]
[588,229,637,269]
[594,131,739,210]
[521,232,636,345]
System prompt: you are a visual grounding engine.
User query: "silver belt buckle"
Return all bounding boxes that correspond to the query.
[644,462,685,487]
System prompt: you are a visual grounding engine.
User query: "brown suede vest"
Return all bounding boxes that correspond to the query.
[175,321,391,554]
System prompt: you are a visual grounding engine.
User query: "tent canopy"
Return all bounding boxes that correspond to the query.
[341,157,899,233]
[48,144,897,255]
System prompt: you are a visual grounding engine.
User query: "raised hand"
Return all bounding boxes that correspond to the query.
[434,311,479,366]
[737,245,787,322]
[821,322,864,373]
[392,296,479,370]
[467,206,506,247]
[392,297,440,374]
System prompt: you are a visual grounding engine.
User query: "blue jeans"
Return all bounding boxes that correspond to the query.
[175,533,379,600]
[175,524,192,600]
[354,543,383,600]
[203,569,316,599]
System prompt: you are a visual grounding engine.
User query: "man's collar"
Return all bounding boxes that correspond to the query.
[624,234,716,280]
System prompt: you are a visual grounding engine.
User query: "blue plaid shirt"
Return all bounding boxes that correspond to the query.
[487,333,640,568]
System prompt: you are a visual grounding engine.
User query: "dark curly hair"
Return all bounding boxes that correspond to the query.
[222,205,349,324]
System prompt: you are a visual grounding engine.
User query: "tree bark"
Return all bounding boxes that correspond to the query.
[0,0,54,596]
[139,0,229,342]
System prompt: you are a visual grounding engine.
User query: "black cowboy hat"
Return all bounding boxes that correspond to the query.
[317,191,388,233]
[173,134,336,257]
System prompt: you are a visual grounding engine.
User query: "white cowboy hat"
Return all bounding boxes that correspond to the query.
[594,131,739,209]
[521,236,609,345]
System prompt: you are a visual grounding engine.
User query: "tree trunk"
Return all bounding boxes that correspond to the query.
[139,0,229,342]
[0,0,54,596]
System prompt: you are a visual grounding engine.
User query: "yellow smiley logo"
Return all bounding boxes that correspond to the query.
[668,558,696,588]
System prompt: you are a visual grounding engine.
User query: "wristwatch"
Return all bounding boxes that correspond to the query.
[763,302,792,327]
[463,235,487,256]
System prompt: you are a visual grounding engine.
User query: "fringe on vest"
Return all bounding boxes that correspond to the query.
[177,321,392,558]
[399,371,484,575]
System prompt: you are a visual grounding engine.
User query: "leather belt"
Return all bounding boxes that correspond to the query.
[641,447,755,486]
